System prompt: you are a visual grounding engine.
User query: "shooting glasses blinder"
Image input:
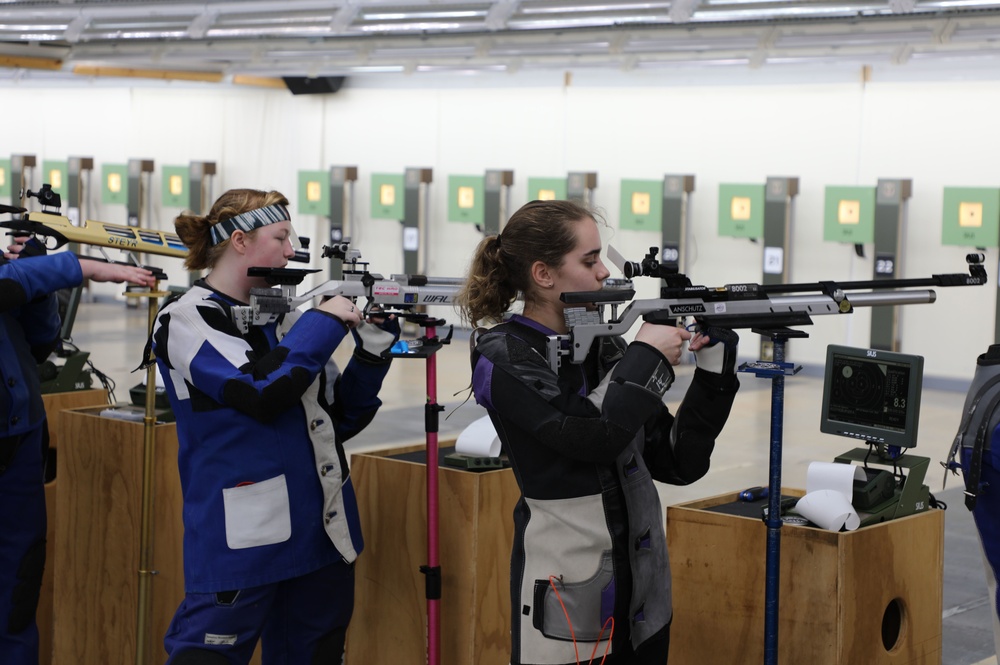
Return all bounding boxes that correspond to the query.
[210,204,291,246]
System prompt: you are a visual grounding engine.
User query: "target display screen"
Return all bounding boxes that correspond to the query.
[820,345,924,449]
[826,354,911,431]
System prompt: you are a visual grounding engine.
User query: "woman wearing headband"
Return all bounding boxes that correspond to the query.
[459,199,740,665]
[152,189,398,665]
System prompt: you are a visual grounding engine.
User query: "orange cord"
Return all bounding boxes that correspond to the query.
[548,575,615,665]
[548,575,581,665]
[587,617,614,665]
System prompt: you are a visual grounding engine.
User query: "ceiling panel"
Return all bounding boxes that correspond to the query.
[0,0,999,82]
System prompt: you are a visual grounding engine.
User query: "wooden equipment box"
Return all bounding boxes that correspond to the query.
[37,389,108,665]
[51,406,265,664]
[345,444,520,665]
[666,490,944,665]
[52,406,183,665]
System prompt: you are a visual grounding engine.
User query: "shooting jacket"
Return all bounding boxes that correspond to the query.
[0,252,81,439]
[947,346,1000,509]
[153,282,390,592]
[953,348,1000,455]
[471,315,739,665]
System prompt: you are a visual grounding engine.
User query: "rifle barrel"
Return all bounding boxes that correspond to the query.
[839,290,937,307]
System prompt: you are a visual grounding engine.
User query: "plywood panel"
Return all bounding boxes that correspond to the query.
[38,389,108,665]
[346,445,519,665]
[667,490,943,665]
[53,407,180,665]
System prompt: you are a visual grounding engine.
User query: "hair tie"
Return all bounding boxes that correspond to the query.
[495,234,503,249]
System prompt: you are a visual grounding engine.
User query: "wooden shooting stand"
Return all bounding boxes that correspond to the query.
[667,490,944,664]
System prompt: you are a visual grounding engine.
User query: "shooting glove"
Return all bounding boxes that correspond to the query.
[21,238,47,258]
[351,316,401,364]
[694,327,740,375]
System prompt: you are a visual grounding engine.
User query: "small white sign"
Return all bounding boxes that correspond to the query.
[204,633,238,646]
[403,227,419,251]
[763,247,784,275]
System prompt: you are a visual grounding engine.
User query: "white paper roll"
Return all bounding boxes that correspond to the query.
[455,415,501,458]
[806,461,866,502]
[795,489,861,532]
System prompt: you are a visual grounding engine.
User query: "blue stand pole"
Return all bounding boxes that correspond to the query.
[763,338,787,664]
[739,329,805,665]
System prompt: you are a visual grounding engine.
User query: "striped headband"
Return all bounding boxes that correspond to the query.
[209,203,291,246]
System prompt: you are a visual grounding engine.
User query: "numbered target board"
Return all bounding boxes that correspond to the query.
[371,173,405,220]
[448,175,485,224]
[0,159,10,200]
[101,163,128,205]
[161,165,189,208]
[718,184,765,239]
[526,177,567,203]
[298,170,330,217]
[942,187,1000,248]
[619,179,663,231]
[824,186,876,244]
[41,161,68,200]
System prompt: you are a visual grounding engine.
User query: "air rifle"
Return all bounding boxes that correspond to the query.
[229,240,462,333]
[548,246,987,371]
[0,184,187,259]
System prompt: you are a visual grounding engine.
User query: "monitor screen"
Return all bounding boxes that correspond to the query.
[819,344,924,450]
[57,285,83,343]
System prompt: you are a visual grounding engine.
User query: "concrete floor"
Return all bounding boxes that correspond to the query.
[67,298,998,664]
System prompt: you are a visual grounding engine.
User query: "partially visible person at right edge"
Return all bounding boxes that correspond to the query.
[947,344,1000,660]
[458,199,741,665]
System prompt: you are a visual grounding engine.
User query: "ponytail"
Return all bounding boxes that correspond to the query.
[458,199,595,326]
[458,234,518,325]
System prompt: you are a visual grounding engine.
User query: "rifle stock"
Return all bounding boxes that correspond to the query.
[1,210,188,259]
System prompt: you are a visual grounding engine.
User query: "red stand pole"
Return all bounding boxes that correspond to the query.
[394,315,449,665]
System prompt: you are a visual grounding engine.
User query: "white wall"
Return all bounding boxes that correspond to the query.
[2,64,995,380]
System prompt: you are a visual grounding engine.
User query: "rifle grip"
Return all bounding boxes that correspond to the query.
[642,311,678,326]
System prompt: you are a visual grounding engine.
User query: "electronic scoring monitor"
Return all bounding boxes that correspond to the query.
[819,345,924,450]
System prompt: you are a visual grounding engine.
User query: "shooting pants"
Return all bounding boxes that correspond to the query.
[962,446,1000,657]
[0,425,46,665]
[164,559,354,664]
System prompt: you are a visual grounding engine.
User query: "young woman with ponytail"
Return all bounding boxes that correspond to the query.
[459,199,740,665]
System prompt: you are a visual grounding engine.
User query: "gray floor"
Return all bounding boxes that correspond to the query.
[68,298,997,664]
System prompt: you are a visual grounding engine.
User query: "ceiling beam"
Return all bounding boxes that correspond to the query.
[0,55,63,70]
[232,74,287,88]
[72,65,224,82]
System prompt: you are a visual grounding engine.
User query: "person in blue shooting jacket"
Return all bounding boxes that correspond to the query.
[151,188,398,664]
[1,240,154,665]
[458,199,740,665]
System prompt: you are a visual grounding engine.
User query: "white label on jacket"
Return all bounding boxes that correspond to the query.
[204,633,238,646]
